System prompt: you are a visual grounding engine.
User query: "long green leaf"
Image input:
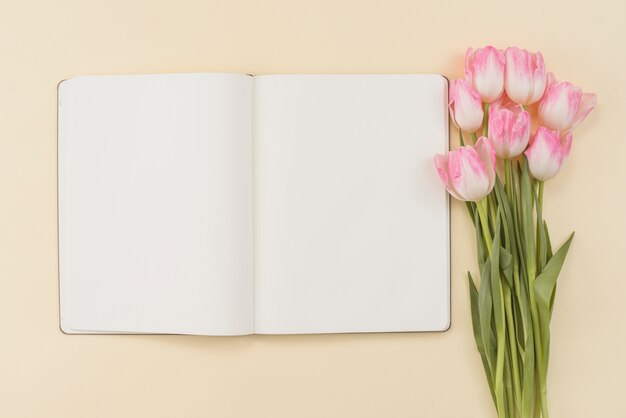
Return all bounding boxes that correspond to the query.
[520,276,535,418]
[535,232,575,313]
[494,177,516,253]
[533,231,574,397]
[469,272,496,405]
[490,213,507,417]
[535,183,548,271]
[465,201,475,220]
[475,210,486,266]
[512,287,525,359]
[479,259,495,376]
[520,157,536,281]
[503,343,515,418]
[544,221,553,261]
[512,161,526,263]
[534,232,575,355]
[499,246,513,288]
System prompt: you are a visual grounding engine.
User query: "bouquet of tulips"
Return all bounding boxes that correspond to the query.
[434,46,596,418]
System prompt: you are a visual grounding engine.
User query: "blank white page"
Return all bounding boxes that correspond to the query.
[253,74,449,334]
[58,73,253,335]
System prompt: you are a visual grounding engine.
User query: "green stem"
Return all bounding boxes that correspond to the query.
[476,198,492,254]
[483,102,489,137]
[535,179,550,418]
[534,383,541,417]
[504,284,523,417]
[504,350,515,418]
[505,160,513,201]
[536,180,546,271]
[495,285,507,418]
[527,229,549,418]
[504,352,515,418]
[459,129,465,147]
[471,132,478,144]
[509,159,525,312]
[488,193,498,231]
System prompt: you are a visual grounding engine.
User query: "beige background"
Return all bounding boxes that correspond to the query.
[0,0,624,416]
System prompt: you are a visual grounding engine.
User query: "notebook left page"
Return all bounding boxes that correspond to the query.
[58,73,253,335]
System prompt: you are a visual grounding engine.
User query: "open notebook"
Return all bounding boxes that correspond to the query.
[58,73,450,335]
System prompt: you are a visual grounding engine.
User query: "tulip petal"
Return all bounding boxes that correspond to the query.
[466,46,505,103]
[539,79,581,131]
[488,102,530,159]
[448,79,459,129]
[475,137,497,191]
[545,72,557,91]
[434,153,463,200]
[433,138,496,202]
[571,93,597,130]
[525,127,564,181]
[562,131,573,159]
[505,47,532,105]
[449,79,483,133]
[528,52,547,104]
[509,110,531,157]
[449,146,492,202]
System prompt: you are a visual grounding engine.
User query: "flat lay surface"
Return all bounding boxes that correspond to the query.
[0,0,623,416]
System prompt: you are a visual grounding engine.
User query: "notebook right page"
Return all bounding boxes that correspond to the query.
[253,74,449,334]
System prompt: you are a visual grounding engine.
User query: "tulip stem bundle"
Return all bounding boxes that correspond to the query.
[467,150,573,418]
[437,46,596,418]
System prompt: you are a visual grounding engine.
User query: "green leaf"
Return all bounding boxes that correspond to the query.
[490,213,507,417]
[518,276,535,418]
[543,221,557,316]
[512,290,525,359]
[494,178,516,251]
[499,246,513,288]
[478,259,496,381]
[544,221,553,261]
[520,158,536,280]
[521,313,535,416]
[503,345,515,418]
[465,201,475,220]
[533,232,575,383]
[535,183,548,271]
[469,272,496,405]
[535,232,575,321]
[511,164,527,278]
[474,209,486,266]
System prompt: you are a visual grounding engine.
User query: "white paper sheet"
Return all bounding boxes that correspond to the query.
[252,74,449,334]
[58,73,253,335]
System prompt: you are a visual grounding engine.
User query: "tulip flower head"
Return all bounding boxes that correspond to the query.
[488,100,531,159]
[465,46,506,103]
[504,47,547,105]
[449,79,484,133]
[434,137,496,202]
[524,126,573,181]
[538,73,597,131]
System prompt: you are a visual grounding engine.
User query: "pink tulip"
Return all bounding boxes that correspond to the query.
[488,100,531,158]
[465,46,506,103]
[524,127,573,181]
[449,79,484,133]
[538,73,597,131]
[504,47,547,105]
[434,137,496,202]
